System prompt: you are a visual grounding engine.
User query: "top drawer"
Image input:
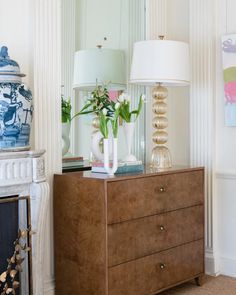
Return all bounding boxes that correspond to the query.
[107,170,204,224]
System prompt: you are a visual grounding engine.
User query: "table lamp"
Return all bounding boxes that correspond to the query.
[130,37,190,169]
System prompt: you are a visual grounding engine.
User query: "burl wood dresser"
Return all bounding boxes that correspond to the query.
[54,167,205,295]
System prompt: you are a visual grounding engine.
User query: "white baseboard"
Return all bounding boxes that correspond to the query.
[205,248,236,277]
[43,278,55,295]
[219,256,236,277]
[205,248,220,276]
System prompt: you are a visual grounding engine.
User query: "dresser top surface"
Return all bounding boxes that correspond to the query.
[57,166,204,182]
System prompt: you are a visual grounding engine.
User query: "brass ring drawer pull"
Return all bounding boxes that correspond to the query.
[160,225,165,231]
[159,263,166,270]
[159,187,166,193]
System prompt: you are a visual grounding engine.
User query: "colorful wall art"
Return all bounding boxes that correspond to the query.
[222,34,236,126]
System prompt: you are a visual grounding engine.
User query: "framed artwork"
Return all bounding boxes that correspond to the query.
[222,34,236,126]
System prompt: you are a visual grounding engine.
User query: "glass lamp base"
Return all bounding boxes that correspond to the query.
[150,146,172,169]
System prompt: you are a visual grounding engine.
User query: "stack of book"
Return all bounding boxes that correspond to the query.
[91,160,144,174]
[62,156,84,169]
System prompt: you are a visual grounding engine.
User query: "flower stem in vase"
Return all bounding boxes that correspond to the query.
[104,138,118,175]
[123,122,137,162]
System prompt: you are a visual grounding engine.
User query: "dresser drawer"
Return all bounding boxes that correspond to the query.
[107,170,204,224]
[108,205,204,267]
[108,240,204,295]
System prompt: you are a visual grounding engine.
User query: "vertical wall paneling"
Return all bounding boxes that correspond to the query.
[128,0,146,162]
[34,0,61,293]
[147,0,167,39]
[189,0,218,274]
[61,0,76,155]
[145,0,167,163]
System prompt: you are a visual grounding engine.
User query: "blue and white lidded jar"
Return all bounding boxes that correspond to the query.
[0,46,33,151]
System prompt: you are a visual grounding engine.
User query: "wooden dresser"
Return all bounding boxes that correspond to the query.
[54,167,204,295]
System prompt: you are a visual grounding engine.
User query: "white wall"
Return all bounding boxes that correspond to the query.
[166,0,190,166]
[0,0,34,146]
[0,0,33,87]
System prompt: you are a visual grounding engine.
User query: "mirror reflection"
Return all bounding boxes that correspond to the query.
[61,0,146,170]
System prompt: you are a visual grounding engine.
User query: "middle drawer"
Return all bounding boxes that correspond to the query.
[108,205,204,267]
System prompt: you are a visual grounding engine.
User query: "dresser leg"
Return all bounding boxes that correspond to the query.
[195,275,205,286]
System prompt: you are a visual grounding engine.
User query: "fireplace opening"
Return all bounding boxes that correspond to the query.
[0,195,32,295]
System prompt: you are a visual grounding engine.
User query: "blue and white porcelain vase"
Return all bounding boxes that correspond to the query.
[0,46,33,151]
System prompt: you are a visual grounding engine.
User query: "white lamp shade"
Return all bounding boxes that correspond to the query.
[130,40,190,86]
[73,48,126,91]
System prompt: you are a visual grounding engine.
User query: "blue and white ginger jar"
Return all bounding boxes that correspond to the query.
[0,46,33,151]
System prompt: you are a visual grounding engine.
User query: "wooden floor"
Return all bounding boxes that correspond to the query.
[159,276,236,294]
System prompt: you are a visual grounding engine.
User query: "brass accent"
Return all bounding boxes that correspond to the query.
[151,84,172,169]
[0,196,28,204]
[152,130,168,144]
[152,101,167,115]
[152,116,168,129]
[92,116,100,129]
[27,196,33,295]
[0,195,33,295]
[160,225,165,231]
[152,84,168,100]
[159,263,166,270]
[159,187,166,193]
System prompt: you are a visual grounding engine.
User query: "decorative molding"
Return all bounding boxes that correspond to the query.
[145,0,167,164]
[216,171,236,179]
[219,255,236,277]
[128,0,146,162]
[0,185,29,198]
[0,151,49,295]
[0,158,32,186]
[32,157,46,183]
[146,0,167,39]
[33,0,61,293]
[205,247,220,276]
[61,0,76,155]
[189,0,216,250]
[30,182,50,295]
[43,279,55,295]
[33,0,62,176]
[0,150,46,187]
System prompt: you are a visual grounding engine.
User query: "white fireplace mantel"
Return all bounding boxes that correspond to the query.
[0,150,49,295]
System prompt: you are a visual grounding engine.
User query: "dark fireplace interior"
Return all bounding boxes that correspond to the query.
[0,196,31,295]
[0,197,18,275]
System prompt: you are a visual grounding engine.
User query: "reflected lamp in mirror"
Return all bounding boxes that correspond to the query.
[72,47,126,163]
[73,47,126,91]
[130,38,190,169]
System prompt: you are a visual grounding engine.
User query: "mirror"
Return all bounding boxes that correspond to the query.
[61,0,146,168]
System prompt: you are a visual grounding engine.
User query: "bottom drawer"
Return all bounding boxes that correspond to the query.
[108,240,204,295]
